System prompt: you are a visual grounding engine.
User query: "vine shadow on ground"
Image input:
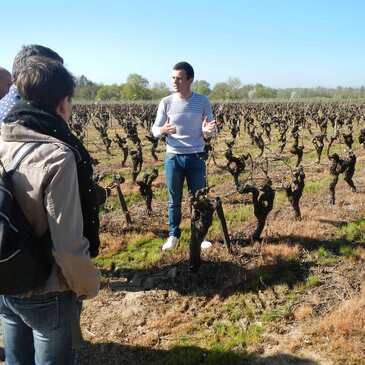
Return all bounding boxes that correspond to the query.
[102,257,311,298]
[261,234,357,255]
[78,342,321,365]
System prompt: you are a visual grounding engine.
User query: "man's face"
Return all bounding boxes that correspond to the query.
[171,69,192,94]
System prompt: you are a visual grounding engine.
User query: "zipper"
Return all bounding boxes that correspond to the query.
[0,249,21,263]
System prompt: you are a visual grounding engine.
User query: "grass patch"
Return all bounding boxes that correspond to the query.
[94,233,163,270]
[208,205,252,236]
[315,246,340,265]
[306,275,321,288]
[210,321,263,351]
[224,294,255,322]
[124,190,144,205]
[154,187,168,201]
[304,178,329,194]
[275,191,288,204]
[261,306,291,322]
[341,219,365,242]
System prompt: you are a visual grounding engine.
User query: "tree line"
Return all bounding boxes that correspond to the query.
[74,74,365,102]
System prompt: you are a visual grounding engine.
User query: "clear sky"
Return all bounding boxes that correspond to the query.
[1,0,364,88]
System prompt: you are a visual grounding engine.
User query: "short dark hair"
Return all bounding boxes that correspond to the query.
[173,61,194,80]
[16,56,75,110]
[12,45,63,81]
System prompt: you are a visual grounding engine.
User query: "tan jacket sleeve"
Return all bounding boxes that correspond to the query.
[44,147,100,299]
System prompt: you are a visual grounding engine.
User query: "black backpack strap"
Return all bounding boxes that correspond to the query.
[8,142,43,173]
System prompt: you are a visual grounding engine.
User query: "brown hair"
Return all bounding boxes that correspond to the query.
[12,44,63,82]
[16,56,75,110]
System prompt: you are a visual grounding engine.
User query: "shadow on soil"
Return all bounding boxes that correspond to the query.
[317,219,348,228]
[261,234,357,254]
[102,257,311,298]
[79,342,320,365]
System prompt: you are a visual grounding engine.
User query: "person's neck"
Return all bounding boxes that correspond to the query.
[176,90,193,100]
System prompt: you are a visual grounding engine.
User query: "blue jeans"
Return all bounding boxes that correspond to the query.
[165,152,206,238]
[0,291,77,365]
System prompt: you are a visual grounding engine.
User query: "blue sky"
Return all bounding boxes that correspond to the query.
[1,0,364,88]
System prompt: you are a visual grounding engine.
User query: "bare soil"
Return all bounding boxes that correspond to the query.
[77,155,365,364]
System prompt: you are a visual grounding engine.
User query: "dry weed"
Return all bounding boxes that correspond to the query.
[309,282,365,361]
[255,242,301,263]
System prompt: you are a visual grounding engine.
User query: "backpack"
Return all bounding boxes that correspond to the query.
[0,142,53,295]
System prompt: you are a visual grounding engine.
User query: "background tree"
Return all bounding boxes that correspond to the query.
[122,74,151,100]
[150,82,170,100]
[96,85,122,101]
[254,83,278,98]
[210,82,232,100]
[193,80,211,96]
[74,75,99,100]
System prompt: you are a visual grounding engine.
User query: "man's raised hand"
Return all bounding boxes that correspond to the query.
[160,118,177,135]
[202,116,217,135]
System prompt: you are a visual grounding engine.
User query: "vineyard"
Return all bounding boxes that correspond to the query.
[69,101,364,365]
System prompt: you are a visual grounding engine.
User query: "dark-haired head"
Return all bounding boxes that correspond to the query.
[12,44,63,82]
[16,56,75,120]
[172,62,194,80]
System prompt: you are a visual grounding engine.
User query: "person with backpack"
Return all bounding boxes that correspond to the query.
[0,55,100,364]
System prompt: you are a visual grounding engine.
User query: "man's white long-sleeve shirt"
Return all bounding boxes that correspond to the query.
[152,92,214,154]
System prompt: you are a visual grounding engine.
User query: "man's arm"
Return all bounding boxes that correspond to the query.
[203,97,214,122]
[202,97,217,137]
[151,99,167,138]
[44,148,100,299]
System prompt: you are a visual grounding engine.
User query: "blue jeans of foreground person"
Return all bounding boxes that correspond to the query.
[0,291,77,365]
[165,152,206,238]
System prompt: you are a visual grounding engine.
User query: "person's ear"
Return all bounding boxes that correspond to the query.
[56,96,67,114]
[56,96,71,121]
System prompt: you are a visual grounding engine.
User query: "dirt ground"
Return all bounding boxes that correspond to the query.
[76,152,365,364]
[1,121,364,365]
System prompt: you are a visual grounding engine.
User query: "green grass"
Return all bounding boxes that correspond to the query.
[209,321,263,351]
[153,186,168,201]
[275,190,288,204]
[224,294,255,322]
[124,190,144,205]
[94,235,164,270]
[339,245,356,257]
[304,178,330,193]
[306,275,321,288]
[341,218,365,242]
[261,305,291,322]
[315,246,340,265]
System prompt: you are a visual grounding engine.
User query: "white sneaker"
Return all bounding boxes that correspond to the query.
[162,236,179,251]
[201,240,212,250]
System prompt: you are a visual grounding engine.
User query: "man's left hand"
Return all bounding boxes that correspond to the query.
[202,117,217,134]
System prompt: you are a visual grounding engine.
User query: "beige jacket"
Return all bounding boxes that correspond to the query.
[0,122,100,299]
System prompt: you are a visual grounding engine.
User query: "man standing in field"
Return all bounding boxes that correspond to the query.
[152,62,217,263]
[0,68,11,100]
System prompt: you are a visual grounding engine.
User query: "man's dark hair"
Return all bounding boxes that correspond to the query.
[173,61,194,80]
[12,45,63,81]
[16,56,75,110]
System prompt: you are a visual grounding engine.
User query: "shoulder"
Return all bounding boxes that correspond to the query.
[192,92,211,105]
[39,142,77,173]
[159,94,174,106]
